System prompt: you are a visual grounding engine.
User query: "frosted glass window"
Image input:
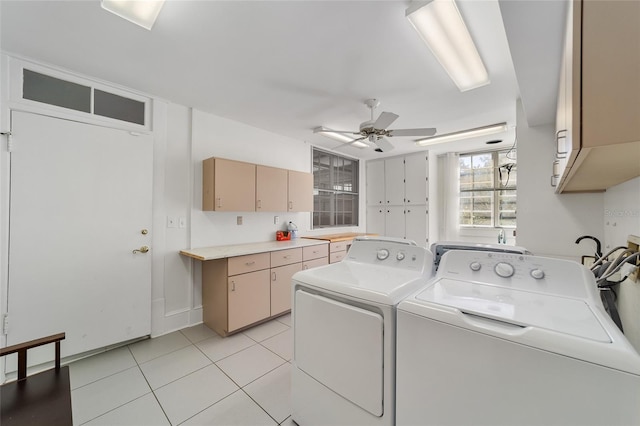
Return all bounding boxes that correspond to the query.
[23,69,91,113]
[94,89,145,125]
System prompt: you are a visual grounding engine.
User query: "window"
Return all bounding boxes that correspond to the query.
[459,149,516,227]
[313,148,359,228]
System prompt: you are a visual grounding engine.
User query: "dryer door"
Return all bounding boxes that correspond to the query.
[294,290,384,416]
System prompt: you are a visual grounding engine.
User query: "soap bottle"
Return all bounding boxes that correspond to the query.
[288,221,298,239]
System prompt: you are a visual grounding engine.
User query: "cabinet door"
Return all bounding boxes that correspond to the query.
[384,157,405,205]
[271,263,302,316]
[366,206,386,236]
[366,160,385,205]
[405,206,428,248]
[228,269,270,332]
[256,165,288,212]
[288,170,313,212]
[404,154,428,205]
[385,206,405,239]
[213,158,256,211]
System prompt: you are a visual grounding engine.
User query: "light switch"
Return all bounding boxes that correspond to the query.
[237,216,243,225]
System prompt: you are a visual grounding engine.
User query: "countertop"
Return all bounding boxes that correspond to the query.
[302,232,376,243]
[180,239,329,261]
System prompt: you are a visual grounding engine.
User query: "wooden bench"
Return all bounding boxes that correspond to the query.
[0,333,72,426]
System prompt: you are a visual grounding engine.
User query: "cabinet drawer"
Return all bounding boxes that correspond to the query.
[271,248,303,268]
[228,253,270,276]
[330,241,350,253]
[330,251,346,264]
[303,244,329,261]
[302,257,329,270]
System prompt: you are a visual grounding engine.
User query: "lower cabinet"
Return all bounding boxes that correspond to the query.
[329,240,352,263]
[202,243,328,336]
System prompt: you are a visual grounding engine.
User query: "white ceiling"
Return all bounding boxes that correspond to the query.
[0,0,567,160]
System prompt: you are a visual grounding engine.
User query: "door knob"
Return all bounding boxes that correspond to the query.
[133,245,150,254]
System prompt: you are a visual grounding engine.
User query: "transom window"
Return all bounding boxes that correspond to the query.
[312,148,359,228]
[459,149,517,227]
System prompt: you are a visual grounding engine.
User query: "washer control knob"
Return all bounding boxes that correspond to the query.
[494,262,515,278]
[377,249,390,261]
[396,252,406,261]
[530,269,545,279]
[469,261,482,271]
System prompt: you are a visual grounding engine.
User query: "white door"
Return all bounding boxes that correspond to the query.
[366,160,385,205]
[404,153,428,205]
[405,207,428,247]
[384,157,405,205]
[294,290,384,416]
[7,111,153,365]
[385,206,406,239]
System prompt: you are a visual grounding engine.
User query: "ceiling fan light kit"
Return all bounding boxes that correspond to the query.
[406,0,490,92]
[415,122,507,147]
[101,0,165,30]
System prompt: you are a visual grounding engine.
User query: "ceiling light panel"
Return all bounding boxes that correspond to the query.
[415,122,507,146]
[407,0,489,91]
[101,0,165,30]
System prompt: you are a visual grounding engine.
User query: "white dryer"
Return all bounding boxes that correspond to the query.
[291,237,432,426]
[396,250,640,426]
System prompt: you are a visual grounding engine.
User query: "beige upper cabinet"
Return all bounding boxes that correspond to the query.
[203,157,256,211]
[256,165,288,212]
[288,170,313,212]
[556,0,640,193]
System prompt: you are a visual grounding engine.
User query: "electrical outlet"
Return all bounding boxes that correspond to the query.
[237,216,243,225]
[167,216,177,228]
[274,216,279,225]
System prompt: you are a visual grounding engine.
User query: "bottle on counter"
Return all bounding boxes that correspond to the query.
[288,221,298,239]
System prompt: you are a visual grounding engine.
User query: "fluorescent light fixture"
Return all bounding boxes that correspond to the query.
[406,0,489,91]
[101,0,165,30]
[313,127,368,148]
[415,122,507,146]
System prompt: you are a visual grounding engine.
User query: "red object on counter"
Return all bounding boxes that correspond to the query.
[276,231,291,241]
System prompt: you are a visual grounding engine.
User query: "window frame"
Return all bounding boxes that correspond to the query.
[458,149,517,229]
[312,148,359,229]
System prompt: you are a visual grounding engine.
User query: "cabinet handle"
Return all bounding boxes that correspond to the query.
[272,272,276,281]
[216,197,222,208]
[283,255,291,259]
[556,130,568,159]
[231,281,236,291]
[245,261,255,266]
[289,201,293,210]
[303,265,308,270]
[257,200,261,209]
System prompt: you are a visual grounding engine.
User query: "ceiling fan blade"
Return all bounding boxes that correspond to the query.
[387,128,437,137]
[313,127,359,135]
[374,137,394,152]
[373,112,399,130]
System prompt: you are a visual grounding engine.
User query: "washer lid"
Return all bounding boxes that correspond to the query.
[293,262,427,305]
[416,278,611,343]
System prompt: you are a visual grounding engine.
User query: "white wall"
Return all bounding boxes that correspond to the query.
[515,101,604,260]
[604,177,640,351]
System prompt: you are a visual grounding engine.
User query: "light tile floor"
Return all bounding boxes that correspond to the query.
[68,314,295,426]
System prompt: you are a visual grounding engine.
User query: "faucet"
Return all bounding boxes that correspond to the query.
[575,235,603,258]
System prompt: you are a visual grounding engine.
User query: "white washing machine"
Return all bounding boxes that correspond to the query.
[291,237,432,426]
[396,249,640,426]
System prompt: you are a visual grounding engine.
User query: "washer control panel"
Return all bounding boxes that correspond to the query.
[346,238,431,273]
[440,250,594,298]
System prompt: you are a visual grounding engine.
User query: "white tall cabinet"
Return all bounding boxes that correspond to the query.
[366,153,429,247]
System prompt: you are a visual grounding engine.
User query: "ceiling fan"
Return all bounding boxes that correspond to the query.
[313,99,437,152]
